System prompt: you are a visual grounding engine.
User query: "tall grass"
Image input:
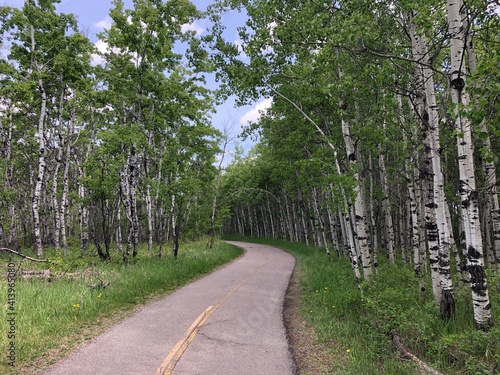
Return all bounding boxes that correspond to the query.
[224,236,500,375]
[0,240,242,374]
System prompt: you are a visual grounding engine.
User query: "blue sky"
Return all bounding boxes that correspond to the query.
[1,0,270,158]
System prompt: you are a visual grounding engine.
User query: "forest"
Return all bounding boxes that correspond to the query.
[213,0,500,330]
[0,0,220,263]
[1,0,500,373]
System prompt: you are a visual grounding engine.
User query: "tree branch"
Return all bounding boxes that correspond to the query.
[0,248,50,263]
[264,83,338,154]
[392,333,444,375]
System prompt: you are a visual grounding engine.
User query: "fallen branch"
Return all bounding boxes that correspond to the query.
[22,269,51,281]
[89,276,110,290]
[0,247,50,263]
[392,332,444,375]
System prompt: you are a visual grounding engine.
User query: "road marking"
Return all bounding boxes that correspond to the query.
[156,260,269,375]
[156,306,213,375]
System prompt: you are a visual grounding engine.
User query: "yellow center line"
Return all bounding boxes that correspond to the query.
[156,260,269,375]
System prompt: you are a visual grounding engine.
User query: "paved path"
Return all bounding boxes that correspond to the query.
[44,241,296,375]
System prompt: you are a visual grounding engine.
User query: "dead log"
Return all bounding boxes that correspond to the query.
[89,277,110,290]
[392,332,444,375]
[1,247,50,263]
[22,269,51,281]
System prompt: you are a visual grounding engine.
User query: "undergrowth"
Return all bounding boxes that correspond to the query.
[224,236,500,375]
[0,239,243,374]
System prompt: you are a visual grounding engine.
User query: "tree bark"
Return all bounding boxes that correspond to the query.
[341,114,372,281]
[378,142,395,264]
[129,144,139,258]
[32,77,48,259]
[60,109,75,255]
[312,187,331,259]
[409,13,450,307]
[447,0,493,329]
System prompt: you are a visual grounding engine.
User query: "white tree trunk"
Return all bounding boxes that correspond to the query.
[409,13,454,307]
[116,203,123,254]
[378,143,395,264]
[60,109,75,255]
[298,190,310,246]
[420,35,454,310]
[447,0,493,329]
[266,195,276,239]
[3,106,17,248]
[335,154,361,280]
[171,193,178,256]
[464,11,500,269]
[32,77,47,259]
[129,143,139,257]
[284,196,294,241]
[312,187,330,259]
[326,189,340,257]
[51,158,61,251]
[399,94,421,271]
[408,147,423,275]
[120,163,133,263]
[342,115,372,281]
[368,154,379,254]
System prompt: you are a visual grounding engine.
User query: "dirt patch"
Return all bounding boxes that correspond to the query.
[284,263,341,374]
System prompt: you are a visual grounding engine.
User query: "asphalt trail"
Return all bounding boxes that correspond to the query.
[44,241,296,375]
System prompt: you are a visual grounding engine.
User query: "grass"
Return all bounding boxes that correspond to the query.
[224,236,500,375]
[0,239,243,374]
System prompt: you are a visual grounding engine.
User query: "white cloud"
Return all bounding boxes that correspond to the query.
[95,17,112,30]
[91,40,108,65]
[181,21,204,35]
[234,38,248,59]
[239,98,273,126]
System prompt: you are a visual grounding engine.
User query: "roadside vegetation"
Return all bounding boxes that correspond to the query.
[225,236,500,375]
[0,240,242,375]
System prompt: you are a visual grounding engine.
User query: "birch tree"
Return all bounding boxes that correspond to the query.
[446,0,493,330]
[1,0,93,257]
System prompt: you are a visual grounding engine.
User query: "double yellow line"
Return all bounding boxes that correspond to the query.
[156,261,268,375]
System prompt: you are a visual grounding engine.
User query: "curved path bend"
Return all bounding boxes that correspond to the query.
[45,241,296,375]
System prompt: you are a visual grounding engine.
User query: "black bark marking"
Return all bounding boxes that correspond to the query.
[451,77,465,91]
[439,258,450,268]
[468,264,488,297]
[467,245,481,260]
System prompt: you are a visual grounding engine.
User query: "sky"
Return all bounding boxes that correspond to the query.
[0,0,271,159]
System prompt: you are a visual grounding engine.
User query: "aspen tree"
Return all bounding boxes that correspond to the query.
[446,0,493,329]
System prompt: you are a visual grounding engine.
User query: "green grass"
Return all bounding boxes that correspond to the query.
[224,236,500,375]
[0,239,243,374]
